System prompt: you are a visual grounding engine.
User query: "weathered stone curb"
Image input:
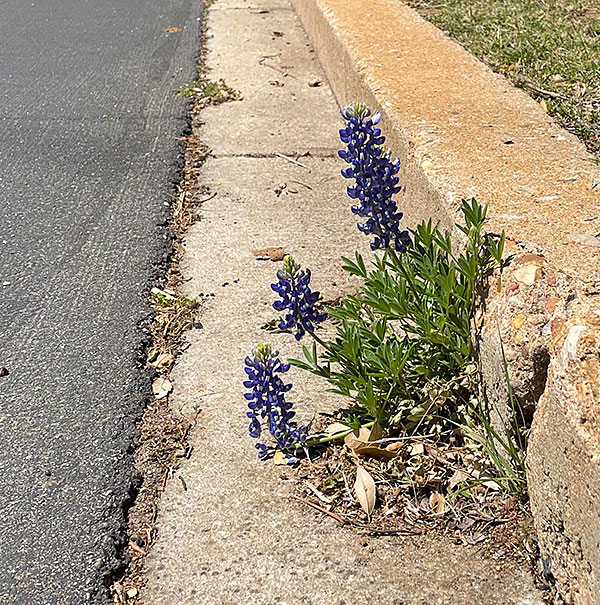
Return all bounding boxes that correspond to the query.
[288,0,600,602]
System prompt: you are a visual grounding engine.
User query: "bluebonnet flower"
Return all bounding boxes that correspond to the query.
[271,255,327,341]
[243,343,308,462]
[339,103,411,252]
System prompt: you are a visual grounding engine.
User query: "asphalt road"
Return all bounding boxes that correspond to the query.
[0,1,201,602]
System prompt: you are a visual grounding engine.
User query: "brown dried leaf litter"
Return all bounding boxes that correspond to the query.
[293,436,545,580]
[112,156,207,604]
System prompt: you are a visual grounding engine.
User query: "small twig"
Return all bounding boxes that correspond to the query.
[259,61,297,79]
[198,191,218,203]
[370,433,439,444]
[522,82,568,100]
[304,481,334,504]
[355,527,420,536]
[129,539,147,556]
[275,152,308,168]
[289,180,312,190]
[292,495,347,525]
[342,470,356,503]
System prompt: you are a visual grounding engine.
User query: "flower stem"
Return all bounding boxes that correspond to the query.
[303,420,375,447]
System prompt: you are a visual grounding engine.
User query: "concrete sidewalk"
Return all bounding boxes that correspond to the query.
[144,1,544,602]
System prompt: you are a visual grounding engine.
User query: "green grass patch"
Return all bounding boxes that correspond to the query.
[174,78,241,103]
[405,0,600,155]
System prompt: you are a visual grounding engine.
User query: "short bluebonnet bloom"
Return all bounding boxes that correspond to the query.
[244,343,307,462]
[271,255,327,341]
[339,103,410,252]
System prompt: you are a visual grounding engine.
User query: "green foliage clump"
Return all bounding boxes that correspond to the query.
[292,199,504,431]
[174,78,241,103]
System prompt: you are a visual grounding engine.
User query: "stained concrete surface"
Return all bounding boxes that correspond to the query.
[144,1,544,603]
[0,0,201,602]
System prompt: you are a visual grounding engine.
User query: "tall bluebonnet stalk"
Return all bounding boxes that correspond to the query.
[339,103,410,252]
[271,255,326,341]
[243,343,307,462]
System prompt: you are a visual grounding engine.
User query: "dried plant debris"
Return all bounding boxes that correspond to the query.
[294,434,554,598]
[294,434,537,561]
[113,400,198,605]
[174,77,241,105]
[147,288,201,358]
[288,406,534,562]
[171,134,211,241]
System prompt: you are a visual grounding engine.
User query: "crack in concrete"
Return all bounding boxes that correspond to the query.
[212,7,293,12]
[211,151,339,159]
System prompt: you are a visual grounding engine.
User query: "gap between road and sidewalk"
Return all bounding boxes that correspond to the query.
[137,0,545,603]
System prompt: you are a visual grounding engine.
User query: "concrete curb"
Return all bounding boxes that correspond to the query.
[288,0,600,602]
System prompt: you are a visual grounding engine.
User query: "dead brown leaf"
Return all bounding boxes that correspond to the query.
[354,466,376,515]
[152,377,172,400]
[583,7,600,18]
[344,423,382,450]
[353,445,397,461]
[344,423,395,459]
[409,442,425,457]
[273,451,287,465]
[429,492,446,515]
[252,247,286,261]
[151,352,174,368]
[448,468,471,491]
[324,421,351,437]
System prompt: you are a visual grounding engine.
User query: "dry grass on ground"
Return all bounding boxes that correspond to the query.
[406,0,600,157]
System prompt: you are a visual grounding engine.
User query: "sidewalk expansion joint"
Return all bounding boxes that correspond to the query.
[210,151,339,159]
[211,7,293,12]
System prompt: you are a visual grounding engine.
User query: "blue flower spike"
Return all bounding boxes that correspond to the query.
[243,343,307,463]
[339,103,410,252]
[271,255,327,341]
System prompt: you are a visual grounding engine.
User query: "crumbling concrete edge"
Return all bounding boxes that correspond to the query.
[288,0,600,602]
